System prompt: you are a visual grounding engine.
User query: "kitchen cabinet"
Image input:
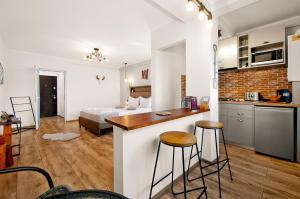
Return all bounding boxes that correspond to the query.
[288,33,300,81]
[219,103,254,148]
[249,25,285,48]
[218,36,238,70]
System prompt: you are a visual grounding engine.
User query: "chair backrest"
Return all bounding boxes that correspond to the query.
[45,189,129,199]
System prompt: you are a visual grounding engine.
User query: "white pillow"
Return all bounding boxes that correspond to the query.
[128,96,139,107]
[140,97,151,108]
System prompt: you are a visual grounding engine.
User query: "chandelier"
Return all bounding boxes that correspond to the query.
[84,48,109,63]
[186,0,213,25]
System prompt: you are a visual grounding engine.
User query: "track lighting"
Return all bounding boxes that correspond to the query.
[186,0,195,11]
[207,14,213,27]
[198,8,205,20]
[185,0,212,23]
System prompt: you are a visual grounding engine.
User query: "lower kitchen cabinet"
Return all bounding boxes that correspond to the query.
[219,103,254,148]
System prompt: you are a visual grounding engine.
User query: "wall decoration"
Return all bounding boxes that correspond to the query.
[96,74,105,84]
[142,68,149,80]
[0,62,4,85]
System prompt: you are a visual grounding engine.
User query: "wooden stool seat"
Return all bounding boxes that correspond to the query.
[160,131,197,147]
[195,120,224,129]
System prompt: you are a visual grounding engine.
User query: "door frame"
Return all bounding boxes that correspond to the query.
[35,67,67,129]
[39,75,58,118]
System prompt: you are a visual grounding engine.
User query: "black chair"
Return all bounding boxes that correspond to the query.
[0,166,128,199]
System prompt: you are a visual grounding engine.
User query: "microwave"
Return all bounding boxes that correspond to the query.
[251,48,283,66]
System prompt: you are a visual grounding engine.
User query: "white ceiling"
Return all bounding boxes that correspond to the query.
[219,0,300,34]
[2,0,297,68]
[148,0,259,22]
[0,0,174,68]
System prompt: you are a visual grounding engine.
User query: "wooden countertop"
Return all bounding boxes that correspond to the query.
[105,108,209,131]
[254,102,300,108]
[220,101,300,108]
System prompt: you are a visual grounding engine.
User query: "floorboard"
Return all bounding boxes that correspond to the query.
[0,117,299,199]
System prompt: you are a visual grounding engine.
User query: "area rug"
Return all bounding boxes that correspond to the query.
[42,132,80,141]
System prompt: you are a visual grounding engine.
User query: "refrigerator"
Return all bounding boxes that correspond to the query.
[288,30,300,83]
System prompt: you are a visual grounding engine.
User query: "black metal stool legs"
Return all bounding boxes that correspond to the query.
[187,126,197,181]
[187,127,233,198]
[149,141,161,199]
[214,130,222,198]
[221,129,233,181]
[171,147,175,194]
[181,147,187,199]
[195,144,208,199]
[149,142,207,199]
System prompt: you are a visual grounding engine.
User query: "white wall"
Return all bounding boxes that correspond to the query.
[155,42,186,109]
[4,49,120,125]
[120,60,150,105]
[0,35,5,111]
[151,18,219,161]
[0,35,5,135]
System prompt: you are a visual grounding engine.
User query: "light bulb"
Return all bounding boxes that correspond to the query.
[186,0,195,12]
[198,10,206,20]
[100,60,104,64]
[105,58,109,62]
[91,54,96,59]
[207,19,213,28]
[124,78,128,83]
[83,56,87,60]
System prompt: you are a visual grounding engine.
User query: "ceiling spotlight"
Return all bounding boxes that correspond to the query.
[186,0,195,11]
[207,15,213,27]
[198,9,206,20]
[185,0,213,22]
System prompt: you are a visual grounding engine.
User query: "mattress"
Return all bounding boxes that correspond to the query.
[80,107,152,123]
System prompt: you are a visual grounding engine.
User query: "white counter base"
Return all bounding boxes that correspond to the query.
[113,111,218,199]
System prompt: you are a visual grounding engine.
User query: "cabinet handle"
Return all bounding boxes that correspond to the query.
[263,41,269,44]
[237,119,244,122]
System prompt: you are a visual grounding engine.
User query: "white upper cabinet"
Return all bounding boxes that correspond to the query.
[249,25,285,48]
[218,36,238,69]
[288,34,300,81]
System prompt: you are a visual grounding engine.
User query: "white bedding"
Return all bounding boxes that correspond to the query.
[80,107,152,123]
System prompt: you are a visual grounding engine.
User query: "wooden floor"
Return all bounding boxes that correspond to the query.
[0,117,300,199]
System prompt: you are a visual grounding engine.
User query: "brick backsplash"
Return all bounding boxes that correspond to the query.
[219,65,292,99]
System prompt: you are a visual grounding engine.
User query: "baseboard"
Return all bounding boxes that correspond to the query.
[66,119,78,122]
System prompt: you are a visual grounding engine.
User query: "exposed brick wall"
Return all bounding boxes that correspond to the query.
[219,65,292,99]
[181,75,186,99]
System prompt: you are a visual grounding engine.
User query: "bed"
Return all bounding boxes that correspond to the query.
[79,85,151,136]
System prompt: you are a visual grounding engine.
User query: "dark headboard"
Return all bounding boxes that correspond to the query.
[130,85,151,98]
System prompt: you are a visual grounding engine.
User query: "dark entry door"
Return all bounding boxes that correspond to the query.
[40,75,57,118]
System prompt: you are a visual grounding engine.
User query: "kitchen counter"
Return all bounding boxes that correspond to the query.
[219,101,300,108]
[105,108,210,130]
[106,108,215,199]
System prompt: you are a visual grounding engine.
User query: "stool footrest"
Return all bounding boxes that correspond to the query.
[173,186,207,196]
[188,159,229,182]
[202,158,228,169]
[191,150,202,159]
[153,171,172,187]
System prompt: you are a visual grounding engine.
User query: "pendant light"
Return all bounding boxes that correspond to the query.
[124,63,128,83]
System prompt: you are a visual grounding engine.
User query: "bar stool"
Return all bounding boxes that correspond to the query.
[149,131,207,199]
[187,120,233,198]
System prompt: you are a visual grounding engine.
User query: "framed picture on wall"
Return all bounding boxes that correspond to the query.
[142,68,149,80]
[0,62,3,85]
